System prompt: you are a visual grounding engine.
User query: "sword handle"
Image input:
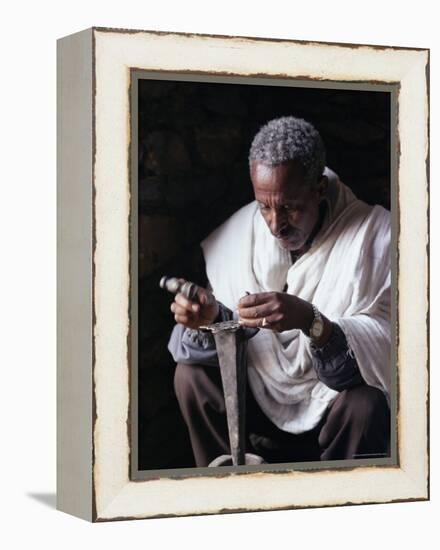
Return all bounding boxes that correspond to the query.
[159,275,199,302]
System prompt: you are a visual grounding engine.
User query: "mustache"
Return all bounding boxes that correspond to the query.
[274,226,302,239]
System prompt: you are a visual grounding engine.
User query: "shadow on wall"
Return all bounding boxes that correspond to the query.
[137,79,391,470]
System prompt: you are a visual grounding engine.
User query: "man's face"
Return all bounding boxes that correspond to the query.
[250,160,327,252]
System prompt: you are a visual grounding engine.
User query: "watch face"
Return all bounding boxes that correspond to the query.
[311,319,324,338]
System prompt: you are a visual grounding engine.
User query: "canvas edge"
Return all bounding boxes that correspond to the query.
[56,27,94,522]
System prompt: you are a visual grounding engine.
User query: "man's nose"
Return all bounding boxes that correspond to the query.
[269,209,286,235]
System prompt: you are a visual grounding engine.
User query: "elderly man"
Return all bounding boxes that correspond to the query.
[168,116,391,467]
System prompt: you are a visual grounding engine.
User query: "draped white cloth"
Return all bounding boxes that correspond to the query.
[201,169,391,434]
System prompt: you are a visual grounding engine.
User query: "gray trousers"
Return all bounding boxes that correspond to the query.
[174,362,390,467]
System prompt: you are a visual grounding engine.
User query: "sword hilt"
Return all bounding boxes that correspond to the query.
[159,275,199,302]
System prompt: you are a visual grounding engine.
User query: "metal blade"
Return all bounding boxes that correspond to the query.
[212,328,247,466]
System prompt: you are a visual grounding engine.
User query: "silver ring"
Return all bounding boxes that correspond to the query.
[261,317,269,328]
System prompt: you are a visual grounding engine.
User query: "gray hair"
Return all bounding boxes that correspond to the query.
[248,116,326,186]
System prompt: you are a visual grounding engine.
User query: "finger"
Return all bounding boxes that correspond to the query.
[171,302,195,317]
[237,301,278,320]
[264,312,284,330]
[197,287,212,306]
[174,313,191,325]
[238,292,274,308]
[238,312,283,329]
[175,292,200,313]
[237,317,262,329]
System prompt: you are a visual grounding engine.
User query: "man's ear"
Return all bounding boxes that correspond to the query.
[316,175,328,198]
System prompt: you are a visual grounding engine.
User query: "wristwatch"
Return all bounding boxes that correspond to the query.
[309,304,325,340]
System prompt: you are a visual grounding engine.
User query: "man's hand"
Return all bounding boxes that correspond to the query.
[170,286,219,330]
[237,291,314,333]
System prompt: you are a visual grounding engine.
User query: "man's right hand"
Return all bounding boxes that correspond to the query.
[170,286,219,329]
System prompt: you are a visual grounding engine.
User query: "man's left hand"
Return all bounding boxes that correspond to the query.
[237,291,314,333]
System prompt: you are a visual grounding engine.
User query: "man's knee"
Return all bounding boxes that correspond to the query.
[340,383,388,415]
[174,363,201,406]
[331,384,389,430]
[319,384,389,448]
[173,362,223,410]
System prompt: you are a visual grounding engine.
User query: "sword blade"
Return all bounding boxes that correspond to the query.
[212,329,247,466]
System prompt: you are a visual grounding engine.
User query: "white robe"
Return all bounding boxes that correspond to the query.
[201,169,391,434]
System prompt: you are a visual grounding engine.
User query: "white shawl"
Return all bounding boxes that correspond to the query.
[201,169,391,434]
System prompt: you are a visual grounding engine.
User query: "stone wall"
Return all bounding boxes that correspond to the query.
[137,78,391,470]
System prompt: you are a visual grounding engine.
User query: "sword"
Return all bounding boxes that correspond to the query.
[161,276,265,466]
[200,320,265,467]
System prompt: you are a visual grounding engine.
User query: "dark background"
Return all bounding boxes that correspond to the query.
[137,78,391,470]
